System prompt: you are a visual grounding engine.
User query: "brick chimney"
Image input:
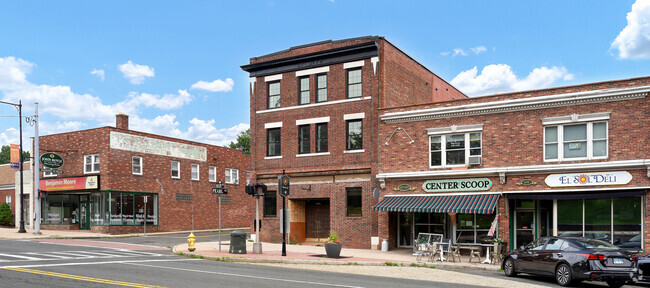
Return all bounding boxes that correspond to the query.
[116,113,129,130]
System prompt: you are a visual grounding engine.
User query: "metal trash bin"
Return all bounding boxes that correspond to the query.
[229,230,247,254]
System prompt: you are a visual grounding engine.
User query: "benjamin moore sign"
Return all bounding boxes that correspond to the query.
[545,171,632,187]
[40,176,99,191]
[422,178,493,192]
[110,131,207,162]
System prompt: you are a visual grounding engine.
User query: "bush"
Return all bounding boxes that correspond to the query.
[0,202,13,225]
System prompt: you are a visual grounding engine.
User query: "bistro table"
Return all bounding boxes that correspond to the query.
[459,243,494,264]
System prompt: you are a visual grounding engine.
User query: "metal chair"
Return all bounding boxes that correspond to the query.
[414,241,433,262]
[468,246,481,263]
[450,244,461,262]
[491,242,503,264]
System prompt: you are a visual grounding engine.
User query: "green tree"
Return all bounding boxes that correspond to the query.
[228,129,251,155]
[0,145,30,165]
[0,202,13,226]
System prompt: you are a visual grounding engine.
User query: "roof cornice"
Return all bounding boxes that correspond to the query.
[381,86,649,123]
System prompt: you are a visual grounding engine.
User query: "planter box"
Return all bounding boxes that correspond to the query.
[325,243,342,258]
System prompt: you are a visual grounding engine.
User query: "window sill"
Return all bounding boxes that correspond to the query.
[84,171,100,174]
[544,156,608,162]
[225,182,239,185]
[171,177,180,180]
[265,156,282,160]
[296,152,330,157]
[344,149,365,154]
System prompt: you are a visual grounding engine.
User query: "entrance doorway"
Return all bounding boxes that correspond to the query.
[305,199,329,240]
[514,210,534,249]
[79,195,90,230]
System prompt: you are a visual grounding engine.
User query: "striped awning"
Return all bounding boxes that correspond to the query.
[372,194,499,214]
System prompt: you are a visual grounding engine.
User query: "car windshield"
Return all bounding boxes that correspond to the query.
[572,238,619,250]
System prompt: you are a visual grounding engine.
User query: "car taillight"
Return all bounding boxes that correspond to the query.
[581,254,606,260]
[630,256,638,261]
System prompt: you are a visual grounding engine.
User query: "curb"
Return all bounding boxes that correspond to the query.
[0,227,248,240]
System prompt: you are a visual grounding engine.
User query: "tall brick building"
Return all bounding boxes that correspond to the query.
[35,114,253,233]
[241,36,466,248]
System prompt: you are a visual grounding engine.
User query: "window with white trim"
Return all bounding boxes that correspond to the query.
[316,73,327,102]
[225,168,239,184]
[267,81,281,109]
[209,166,217,183]
[191,164,199,181]
[299,76,310,105]
[84,154,100,174]
[346,120,363,150]
[428,125,483,168]
[544,121,608,161]
[171,161,180,179]
[346,68,362,98]
[132,156,143,175]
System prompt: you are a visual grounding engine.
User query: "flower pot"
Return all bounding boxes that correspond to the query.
[325,242,342,258]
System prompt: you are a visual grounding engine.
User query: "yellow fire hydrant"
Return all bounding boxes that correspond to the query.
[187,232,196,252]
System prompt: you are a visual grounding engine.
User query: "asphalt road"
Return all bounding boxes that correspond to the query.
[91,230,235,249]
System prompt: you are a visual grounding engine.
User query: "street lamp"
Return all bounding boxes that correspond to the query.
[0,99,26,233]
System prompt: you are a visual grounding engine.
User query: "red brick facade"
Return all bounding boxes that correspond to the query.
[37,116,253,234]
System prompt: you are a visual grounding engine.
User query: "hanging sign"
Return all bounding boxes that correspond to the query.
[545,171,632,187]
[40,153,64,169]
[10,144,20,170]
[422,178,492,192]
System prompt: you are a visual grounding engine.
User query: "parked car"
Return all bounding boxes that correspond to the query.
[635,254,650,283]
[617,234,641,251]
[502,236,637,287]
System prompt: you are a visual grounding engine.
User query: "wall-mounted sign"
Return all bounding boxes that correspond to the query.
[40,176,99,191]
[393,184,416,191]
[545,171,632,187]
[422,178,492,193]
[110,131,207,162]
[516,179,538,186]
[40,153,64,169]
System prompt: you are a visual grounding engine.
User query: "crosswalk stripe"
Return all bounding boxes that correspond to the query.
[23,252,71,259]
[0,250,167,262]
[0,253,42,261]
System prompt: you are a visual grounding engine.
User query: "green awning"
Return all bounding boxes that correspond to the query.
[372,193,499,214]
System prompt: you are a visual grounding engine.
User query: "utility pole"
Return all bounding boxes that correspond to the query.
[1,99,27,233]
[32,102,40,234]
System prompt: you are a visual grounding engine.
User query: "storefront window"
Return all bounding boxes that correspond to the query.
[557,199,582,236]
[585,198,611,242]
[614,197,641,248]
[122,194,134,225]
[44,195,62,223]
[414,213,445,236]
[456,213,496,243]
[135,195,145,225]
[110,193,122,225]
[90,193,105,225]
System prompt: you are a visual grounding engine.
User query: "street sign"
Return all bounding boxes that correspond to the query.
[40,153,64,169]
[212,188,219,194]
[39,168,63,174]
[278,174,290,197]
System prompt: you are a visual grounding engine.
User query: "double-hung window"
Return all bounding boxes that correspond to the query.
[171,161,180,179]
[84,154,100,174]
[346,120,363,150]
[543,113,609,161]
[132,156,143,175]
[191,164,199,181]
[428,124,482,168]
[316,123,328,153]
[316,73,327,102]
[346,68,362,98]
[267,81,281,109]
[299,76,310,105]
[225,168,239,184]
[298,125,310,154]
[209,166,216,183]
[267,128,281,157]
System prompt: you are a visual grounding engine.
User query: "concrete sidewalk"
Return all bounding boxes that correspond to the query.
[173,240,501,271]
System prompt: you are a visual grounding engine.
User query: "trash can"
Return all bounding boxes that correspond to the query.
[229,230,247,254]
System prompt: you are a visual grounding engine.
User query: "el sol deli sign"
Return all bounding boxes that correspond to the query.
[422,178,492,193]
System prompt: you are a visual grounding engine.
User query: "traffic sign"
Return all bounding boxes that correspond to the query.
[278,174,290,197]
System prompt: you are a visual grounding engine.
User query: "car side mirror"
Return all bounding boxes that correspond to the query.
[520,246,526,250]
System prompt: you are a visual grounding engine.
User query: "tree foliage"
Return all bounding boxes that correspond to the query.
[0,202,13,226]
[228,129,251,155]
[0,145,30,165]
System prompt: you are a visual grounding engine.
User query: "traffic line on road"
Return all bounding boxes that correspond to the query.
[124,262,365,288]
[0,253,41,261]
[5,267,167,288]
[0,258,198,269]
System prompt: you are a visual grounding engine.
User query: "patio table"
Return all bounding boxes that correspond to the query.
[459,243,493,264]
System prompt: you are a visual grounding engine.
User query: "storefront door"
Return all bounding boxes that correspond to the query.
[515,210,535,249]
[305,200,329,240]
[79,195,90,230]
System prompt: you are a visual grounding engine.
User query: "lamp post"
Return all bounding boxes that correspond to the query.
[0,100,26,233]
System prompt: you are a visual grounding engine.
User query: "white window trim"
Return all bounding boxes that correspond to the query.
[427,124,483,135]
[84,154,100,174]
[225,168,239,184]
[264,156,283,160]
[132,156,143,175]
[343,149,365,154]
[264,74,282,82]
[296,152,331,158]
[265,122,283,129]
[344,113,365,120]
[429,132,482,168]
[296,117,330,126]
[543,121,608,162]
[191,164,200,181]
[343,60,365,69]
[295,66,330,77]
[209,166,217,183]
[171,161,180,179]
[256,96,371,114]
[542,112,610,125]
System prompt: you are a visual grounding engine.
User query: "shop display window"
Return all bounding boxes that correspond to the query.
[455,213,495,243]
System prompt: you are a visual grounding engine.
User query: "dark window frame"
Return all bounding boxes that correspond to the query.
[346,187,362,217]
[263,190,277,218]
[346,119,363,150]
[346,68,362,99]
[316,122,328,153]
[316,73,328,103]
[267,128,281,157]
[267,81,281,109]
[298,124,310,154]
[298,76,310,105]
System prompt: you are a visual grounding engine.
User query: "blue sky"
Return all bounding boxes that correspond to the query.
[1,0,648,148]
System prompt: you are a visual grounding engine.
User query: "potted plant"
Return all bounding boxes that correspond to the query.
[324,231,342,258]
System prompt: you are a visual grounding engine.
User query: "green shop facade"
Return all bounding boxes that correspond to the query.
[40,175,158,230]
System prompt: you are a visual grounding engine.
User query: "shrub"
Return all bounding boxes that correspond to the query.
[0,202,13,226]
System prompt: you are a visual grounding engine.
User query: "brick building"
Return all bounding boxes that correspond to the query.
[0,163,32,227]
[35,114,253,233]
[241,36,466,248]
[375,77,650,252]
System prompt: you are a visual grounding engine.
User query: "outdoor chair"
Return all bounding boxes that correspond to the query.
[468,246,481,263]
[414,240,433,262]
[436,238,451,262]
[450,244,461,262]
[491,243,503,264]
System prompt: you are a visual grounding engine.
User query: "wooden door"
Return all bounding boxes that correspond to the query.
[305,200,330,239]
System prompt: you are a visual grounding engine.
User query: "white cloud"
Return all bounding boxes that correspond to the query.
[450,64,574,96]
[440,51,450,56]
[90,69,105,81]
[611,0,650,59]
[124,89,192,110]
[0,57,34,91]
[39,121,87,136]
[190,78,234,92]
[118,60,154,84]
[453,48,467,57]
[0,127,18,146]
[470,46,487,55]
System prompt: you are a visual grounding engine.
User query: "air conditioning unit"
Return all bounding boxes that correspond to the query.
[468,155,482,166]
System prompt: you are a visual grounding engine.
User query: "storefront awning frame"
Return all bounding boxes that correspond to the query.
[373,193,499,214]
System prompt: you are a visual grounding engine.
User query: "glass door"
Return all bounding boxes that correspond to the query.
[515,210,534,249]
[79,195,90,230]
[397,212,413,248]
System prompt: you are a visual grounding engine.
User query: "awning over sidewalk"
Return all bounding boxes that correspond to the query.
[372,193,499,214]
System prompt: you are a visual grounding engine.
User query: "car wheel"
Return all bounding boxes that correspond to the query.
[503,258,517,277]
[605,279,626,288]
[555,263,573,287]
